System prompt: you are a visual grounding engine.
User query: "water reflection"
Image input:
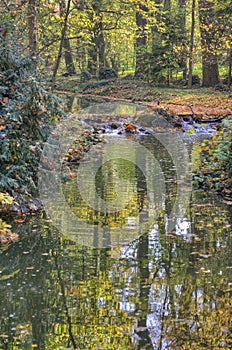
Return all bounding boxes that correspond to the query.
[0,190,231,349]
[0,102,231,349]
[40,104,191,248]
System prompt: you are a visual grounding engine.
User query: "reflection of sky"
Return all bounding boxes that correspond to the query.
[117,287,137,312]
[147,282,173,349]
[148,313,170,350]
[147,284,168,349]
[119,301,136,313]
[176,217,191,235]
[120,244,137,260]
[164,214,191,236]
[149,224,163,262]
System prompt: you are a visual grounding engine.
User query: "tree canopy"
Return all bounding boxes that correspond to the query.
[0,0,230,86]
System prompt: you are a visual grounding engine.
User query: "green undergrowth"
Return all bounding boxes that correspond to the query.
[193,116,232,200]
[0,36,65,210]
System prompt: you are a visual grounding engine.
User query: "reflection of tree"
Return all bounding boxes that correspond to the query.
[53,246,77,349]
[139,135,177,220]
[136,234,153,349]
[64,157,147,229]
[0,222,60,349]
[155,189,232,349]
[1,174,231,349]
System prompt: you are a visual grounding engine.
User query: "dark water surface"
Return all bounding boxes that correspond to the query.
[0,103,231,349]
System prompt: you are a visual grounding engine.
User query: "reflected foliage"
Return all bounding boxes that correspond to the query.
[0,181,231,349]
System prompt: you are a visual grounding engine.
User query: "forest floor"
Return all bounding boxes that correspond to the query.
[57,77,232,123]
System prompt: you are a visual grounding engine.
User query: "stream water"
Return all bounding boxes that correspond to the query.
[0,102,231,350]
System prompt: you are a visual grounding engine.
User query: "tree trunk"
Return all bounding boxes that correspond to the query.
[87,24,105,75]
[135,4,148,78]
[51,0,71,86]
[63,37,76,75]
[59,0,76,75]
[178,0,188,80]
[228,46,232,88]
[28,0,37,57]
[188,0,195,89]
[87,42,98,75]
[87,2,105,75]
[164,0,171,84]
[201,54,220,87]
[97,20,105,68]
[198,0,220,87]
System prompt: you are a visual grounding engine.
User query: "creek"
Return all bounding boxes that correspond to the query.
[0,101,231,349]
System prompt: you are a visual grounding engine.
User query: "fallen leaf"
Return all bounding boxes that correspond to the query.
[68,172,76,179]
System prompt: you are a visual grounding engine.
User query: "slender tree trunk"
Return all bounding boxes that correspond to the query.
[28,0,37,57]
[188,0,195,89]
[164,0,171,85]
[59,0,76,75]
[135,4,148,78]
[198,0,220,87]
[87,41,98,75]
[51,0,71,86]
[97,20,105,68]
[63,38,76,75]
[228,46,232,88]
[178,0,187,80]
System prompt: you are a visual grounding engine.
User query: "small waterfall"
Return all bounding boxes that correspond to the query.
[181,116,215,142]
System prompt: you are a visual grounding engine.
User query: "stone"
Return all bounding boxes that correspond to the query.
[214,83,227,91]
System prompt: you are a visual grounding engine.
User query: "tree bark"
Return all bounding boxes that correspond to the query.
[87,23,105,75]
[87,41,98,75]
[198,0,220,87]
[51,0,71,86]
[164,0,171,85]
[63,37,76,75]
[188,0,195,88]
[28,0,37,57]
[87,2,106,75]
[59,0,76,75]
[135,4,148,78]
[228,46,232,88]
[97,20,105,68]
[178,0,188,80]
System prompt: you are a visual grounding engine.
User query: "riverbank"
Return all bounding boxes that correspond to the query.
[56,77,232,123]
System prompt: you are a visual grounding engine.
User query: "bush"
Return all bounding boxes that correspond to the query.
[192,75,200,85]
[193,116,232,199]
[0,36,65,201]
[80,70,92,82]
[98,67,118,80]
